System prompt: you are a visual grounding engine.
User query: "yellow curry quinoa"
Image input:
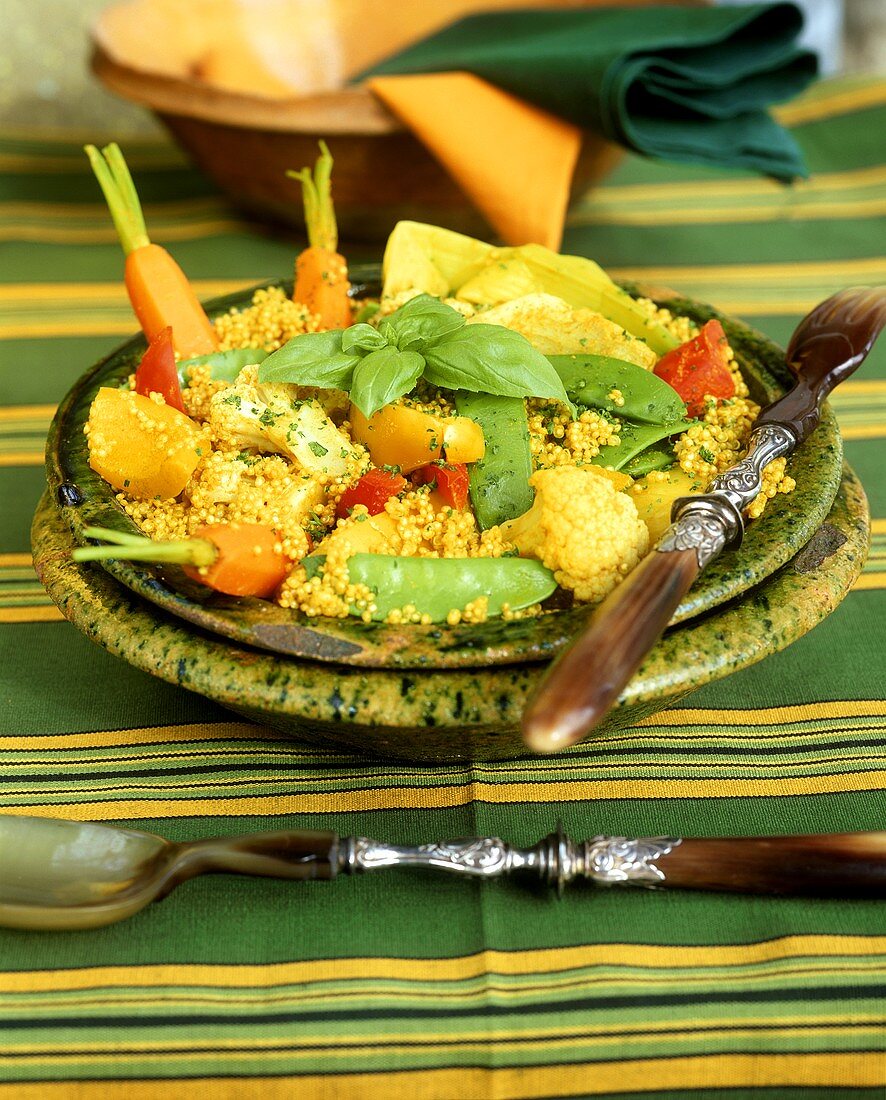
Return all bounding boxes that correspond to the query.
[95,253,796,625]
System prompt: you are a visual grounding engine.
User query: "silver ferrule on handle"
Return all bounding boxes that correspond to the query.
[657,422,797,568]
[340,827,682,894]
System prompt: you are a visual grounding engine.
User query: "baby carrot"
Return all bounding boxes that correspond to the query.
[72,523,288,600]
[85,143,218,359]
[288,141,353,330]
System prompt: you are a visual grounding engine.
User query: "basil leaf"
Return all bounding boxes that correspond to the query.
[349,348,425,419]
[342,323,388,354]
[378,293,465,351]
[258,329,359,389]
[423,324,572,407]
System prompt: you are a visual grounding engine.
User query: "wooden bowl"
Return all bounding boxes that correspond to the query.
[89,0,640,240]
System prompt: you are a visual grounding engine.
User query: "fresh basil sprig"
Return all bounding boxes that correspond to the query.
[257,294,573,418]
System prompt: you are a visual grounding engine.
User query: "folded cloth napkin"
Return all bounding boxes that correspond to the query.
[360,3,818,248]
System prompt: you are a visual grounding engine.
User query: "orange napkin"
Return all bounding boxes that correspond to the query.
[367,72,582,250]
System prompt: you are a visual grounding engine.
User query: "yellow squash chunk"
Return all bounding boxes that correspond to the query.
[86,387,206,500]
[442,417,485,464]
[629,468,704,546]
[349,403,443,472]
[350,402,486,472]
[318,512,398,558]
[466,293,656,368]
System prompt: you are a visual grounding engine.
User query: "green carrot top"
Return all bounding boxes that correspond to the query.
[286,140,338,253]
[85,143,150,256]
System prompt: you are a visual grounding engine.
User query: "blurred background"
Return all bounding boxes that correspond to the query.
[1,0,883,135]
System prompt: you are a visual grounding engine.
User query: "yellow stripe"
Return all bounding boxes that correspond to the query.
[0,198,227,219]
[0,1051,882,1098]
[0,721,279,751]
[829,381,886,398]
[2,767,884,818]
[571,198,886,228]
[0,220,253,245]
[0,280,253,302]
[775,80,886,125]
[0,452,44,466]
[870,520,886,535]
[0,404,56,421]
[0,151,184,173]
[840,424,886,441]
[854,573,886,591]
[0,606,63,623]
[596,163,886,203]
[644,700,886,726]
[0,553,33,567]
[608,258,886,284]
[2,700,883,752]
[3,935,883,991]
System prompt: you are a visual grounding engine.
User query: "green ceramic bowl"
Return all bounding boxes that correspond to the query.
[32,463,868,762]
[44,270,844,669]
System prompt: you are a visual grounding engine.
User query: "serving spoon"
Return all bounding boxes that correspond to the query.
[522,285,886,754]
[2,815,885,930]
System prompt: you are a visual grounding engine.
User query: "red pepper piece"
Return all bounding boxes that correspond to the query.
[653,319,736,418]
[134,325,186,413]
[412,462,470,510]
[336,469,407,519]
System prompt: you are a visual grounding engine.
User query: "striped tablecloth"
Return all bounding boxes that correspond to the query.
[1,75,884,1098]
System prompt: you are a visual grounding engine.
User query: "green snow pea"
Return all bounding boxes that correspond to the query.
[547,354,686,424]
[592,418,695,471]
[177,348,268,388]
[454,393,534,529]
[621,440,678,477]
[303,553,556,622]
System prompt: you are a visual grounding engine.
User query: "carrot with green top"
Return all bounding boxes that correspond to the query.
[72,523,289,600]
[288,141,352,329]
[85,143,218,359]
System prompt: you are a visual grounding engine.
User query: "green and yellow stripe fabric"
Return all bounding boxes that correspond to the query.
[1,75,885,1097]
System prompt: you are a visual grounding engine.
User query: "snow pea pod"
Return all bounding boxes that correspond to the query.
[454,393,534,529]
[621,440,678,477]
[592,418,695,471]
[303,553,556,622]
[548,354,686,424]
[177,348,268,388]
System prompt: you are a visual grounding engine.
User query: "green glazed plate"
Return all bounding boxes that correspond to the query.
[32,465,869,762]
[44,268,843,670]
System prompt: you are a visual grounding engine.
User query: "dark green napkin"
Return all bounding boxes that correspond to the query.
[358,3,817,180]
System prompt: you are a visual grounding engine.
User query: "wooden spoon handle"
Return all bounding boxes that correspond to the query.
[655,833,886,897]
[522,546,700,754]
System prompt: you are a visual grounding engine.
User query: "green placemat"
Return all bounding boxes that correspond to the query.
[0,75,884,1097]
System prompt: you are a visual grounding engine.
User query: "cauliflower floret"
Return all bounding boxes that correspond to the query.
[502,466,649,603]
[184,450,327,559]
[208,365,364,478]
[466,294,656,369]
